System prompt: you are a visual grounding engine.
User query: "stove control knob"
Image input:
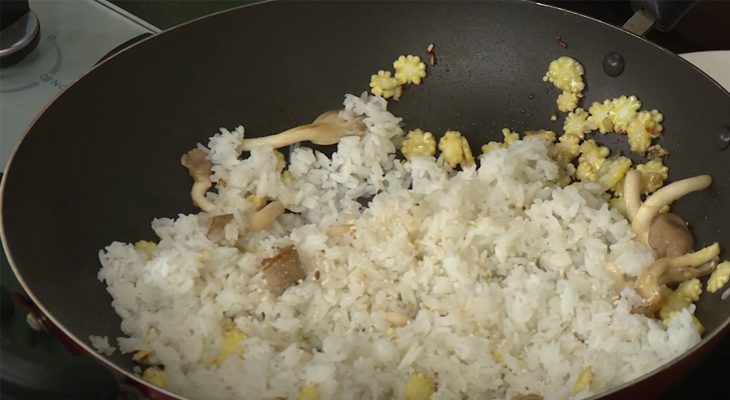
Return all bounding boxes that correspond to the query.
[0,0,41,68]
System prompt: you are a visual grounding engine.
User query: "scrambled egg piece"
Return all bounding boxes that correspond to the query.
[502,128,519,146]
[481,129,520,155]
[370,70,401,99]
[524,130,557,143]
[393,55,427,85]
[636,158,668,194]
[550,133,582,186]
[659,279,702,328]
[557,91,581,113]
[438,130,474,168]
[405,373,435,400]
[492,351,504,364]
[576,140,610,182]
[543,56,585,94]
[132,349,153,364]
[134,240,156,260]
[707,261,730,293]
[627,110,664,156]
[142,367,166,388]
[246,194,267,211]
[401,129,437,160]
[588,100,614,134]
[215,327,247,367]
[563,108,594,138]
[610,95,641,133]
[609,196,627,216]
[572,366,593,395]
[282,170,294,182]
[481,141,503,155]
[597,156,632,191]
[297,384,320,400]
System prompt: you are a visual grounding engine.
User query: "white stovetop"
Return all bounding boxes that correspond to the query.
[0,0,157,172]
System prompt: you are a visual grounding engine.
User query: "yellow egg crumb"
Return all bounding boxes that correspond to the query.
[405,373,435,400]
[481,141,504,155]
[524,130,557,143]
[636,158,668,194]
[543,56,585,94]
[142,367,166,388]
[597,156,632,191]
[438,130,474,168]
[588,100,614,134]
[576,140,610,182]
[572,366,593,395]
[707,261,730,293]
[659,279,702,325]
[246,194,267,211]
[134,240,156,260]
[557,91,581,113]
[215,327,247,367]
[393,55,427,85]
[626,110,663,156]
[692,315,705,335]
[297,384,320,400]
[610,95,641,133]
[401,129,437,160]
[563,108,595,138]
[369,70,401,99]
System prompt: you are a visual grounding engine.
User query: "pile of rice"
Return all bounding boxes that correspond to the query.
[95,93,700,400]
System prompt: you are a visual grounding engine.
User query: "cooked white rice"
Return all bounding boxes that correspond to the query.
[95,93,700,400]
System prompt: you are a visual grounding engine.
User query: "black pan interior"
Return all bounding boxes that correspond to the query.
[2,0,729,383]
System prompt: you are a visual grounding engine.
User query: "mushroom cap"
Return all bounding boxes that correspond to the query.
[648,213,693,258]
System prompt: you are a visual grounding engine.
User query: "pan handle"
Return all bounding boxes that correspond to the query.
[629,0,698,33]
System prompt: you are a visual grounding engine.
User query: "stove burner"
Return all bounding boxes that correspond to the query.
[0,34,64,94]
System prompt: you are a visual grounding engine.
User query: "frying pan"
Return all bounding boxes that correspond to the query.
[2,1,729,399]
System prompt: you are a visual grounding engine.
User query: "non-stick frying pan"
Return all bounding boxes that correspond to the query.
[2,1,729,399]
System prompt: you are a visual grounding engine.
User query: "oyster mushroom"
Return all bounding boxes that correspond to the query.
[648,213,693,258]
[631,175,711,244]
[181,148,216,212]
[634,243,720,314]
[261,245,305,292]
[238,110,366,152]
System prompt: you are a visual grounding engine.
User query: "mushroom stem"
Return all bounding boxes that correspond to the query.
[631,175,711,243]
[238,110,365,152]
[247,201,285,231]
[624,169,642,221]
[191,181,216,212]
[181,148,216,212]
[635,243,720,312]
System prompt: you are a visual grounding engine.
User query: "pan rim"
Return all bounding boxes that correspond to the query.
[0,1,728,399]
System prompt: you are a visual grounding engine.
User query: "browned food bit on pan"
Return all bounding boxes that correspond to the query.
[511,394,543,400]
[555,36,567,48]
[646,144,669,159]
[648,213,693,258]
[261,245,306,292]
[181,148,216,212]
[238,110,366,151]
[207,213,234,241]
[425,42,436,66]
